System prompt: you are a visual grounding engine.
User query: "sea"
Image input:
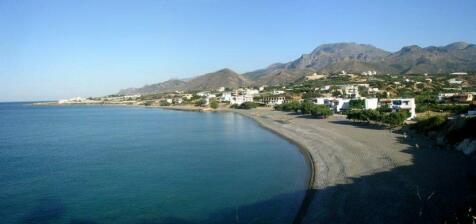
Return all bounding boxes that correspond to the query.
[0,103,309,224]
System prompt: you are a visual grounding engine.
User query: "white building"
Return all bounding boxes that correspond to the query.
[273,90,285,95]
[243,88,260,96]
[261,96,286,106]
[450,72,468,75]
[217,87,225,92]
[230,95,253,105]
[380,98,416,120]
[58,97,88,104]
[368,87,379,95]
[220,92,233,102]
[305,73,325,81]
[448,78,463,85]
[364,98,378,110]
[258,86,266,91]
[181,94,193,100]
[340,85,360,98]
[196,91,210,97]
[173,98,183,104]
[313,97,350,112]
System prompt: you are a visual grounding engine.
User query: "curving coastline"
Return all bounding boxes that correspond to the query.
[33,103,475,223]
[157,106,475,223]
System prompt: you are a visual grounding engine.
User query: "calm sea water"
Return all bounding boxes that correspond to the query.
[0,103,309,224]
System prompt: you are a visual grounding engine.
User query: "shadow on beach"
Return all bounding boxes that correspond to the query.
[329,119,388,130]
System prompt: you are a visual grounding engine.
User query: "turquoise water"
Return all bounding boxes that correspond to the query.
[0,103,309,224]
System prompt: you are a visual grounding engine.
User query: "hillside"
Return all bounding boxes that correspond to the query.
[184,68,251,91]
[119,42,476,95]
[118,69,250,95]
[243,42,476,83]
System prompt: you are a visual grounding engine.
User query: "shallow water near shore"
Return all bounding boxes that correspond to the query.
[0,103,309,223]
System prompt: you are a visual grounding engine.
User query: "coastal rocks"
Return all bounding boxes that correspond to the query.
[456,138,476,155]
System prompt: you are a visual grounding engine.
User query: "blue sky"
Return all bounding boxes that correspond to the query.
[1,0,475,101]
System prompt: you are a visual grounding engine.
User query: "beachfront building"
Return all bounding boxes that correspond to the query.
[173,98,183,104]
[58,97,89,104]
[230,95,253,105]
[260,96,287,106]
[313,97,350,113]
[365,98,379,110]
[220,92,233,102]
[379,98,416,119]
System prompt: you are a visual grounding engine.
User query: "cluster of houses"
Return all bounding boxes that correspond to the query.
[312,97,416,119]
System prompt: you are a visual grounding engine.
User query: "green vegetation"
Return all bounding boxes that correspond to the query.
[347,109,411,126]
[273,101,300,112]
[231,102,259,109]
[310,105,333,118]
[209,100,219,109]
[412,116,476,146]
[349,99,365,110]
[195,99,207,107]
[143,101,154,106]
[412,116,447,133]
[274,101,333,118]
[160,100,171,106]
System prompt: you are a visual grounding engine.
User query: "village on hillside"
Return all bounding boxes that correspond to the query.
[57,71,476,121]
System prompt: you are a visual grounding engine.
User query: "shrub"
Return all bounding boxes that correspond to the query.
[412,116,447,133]
[233,102,258,109]
[300,101,314,114]
[347,109,410,126]
[195,99,207,107]
[160,100,171,106]
[143,101,154,106]
[310,105,333,118]
[349,99,365,110]
[210,100,219,109]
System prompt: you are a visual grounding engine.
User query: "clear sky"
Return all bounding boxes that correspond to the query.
[1,0,475,101]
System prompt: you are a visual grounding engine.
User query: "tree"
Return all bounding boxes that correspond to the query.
[209,100,219,109]
[300,101,314,114]
[233,102,258,109]
[143,101,154,106]
[160,100,171,106]
[310,105,333,118]
[349,99,365,110]
[195,99,207,107]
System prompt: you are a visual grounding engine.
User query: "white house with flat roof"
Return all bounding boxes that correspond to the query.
[313,97,350,112]
[261,96,286,106]
[230,95,253,105]
[220,92,233,102]
[379,98,416,119]
[365,98,378,110]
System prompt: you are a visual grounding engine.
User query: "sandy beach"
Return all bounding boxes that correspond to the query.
[230,107,475,223]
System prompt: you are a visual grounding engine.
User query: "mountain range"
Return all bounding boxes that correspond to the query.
[118,42,476,95]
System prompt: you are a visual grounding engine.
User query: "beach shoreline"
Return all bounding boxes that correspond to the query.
[32,103,475,223]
